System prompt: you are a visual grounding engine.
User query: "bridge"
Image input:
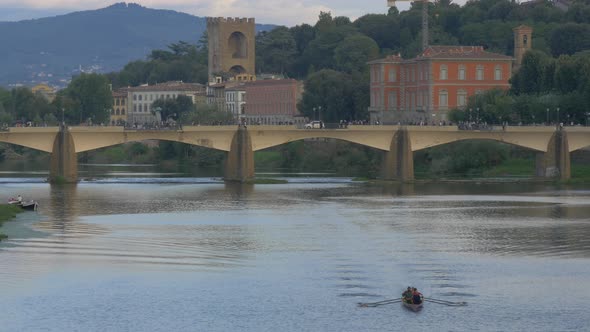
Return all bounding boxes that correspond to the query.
[1,125,589,182]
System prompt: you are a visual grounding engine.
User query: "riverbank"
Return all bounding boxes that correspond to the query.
[0,204,23,240]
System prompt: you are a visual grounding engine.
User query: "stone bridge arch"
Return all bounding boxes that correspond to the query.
[406,127,554,152]
[246,125,396,152]
[0,127,59,153]
[69,126,237,153]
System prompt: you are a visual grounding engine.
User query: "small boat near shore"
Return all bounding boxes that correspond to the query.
[8,199,38,211]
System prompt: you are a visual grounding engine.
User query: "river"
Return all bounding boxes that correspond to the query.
[1,174,589,331]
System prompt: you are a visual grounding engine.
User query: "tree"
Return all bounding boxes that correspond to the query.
[298,69,360,122]
[511,50,551,95]
[66,73,113,124]
[181,104,233,125]
[300,25,358,73]
[152,95,194,121]
[550,23,590,56]
[354,14,400,50]
[334,34,379,73]
[256,26,297,75]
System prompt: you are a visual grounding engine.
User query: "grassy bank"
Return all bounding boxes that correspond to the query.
[0,204,23,241]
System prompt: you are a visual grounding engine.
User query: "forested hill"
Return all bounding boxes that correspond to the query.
[0,2,275,87]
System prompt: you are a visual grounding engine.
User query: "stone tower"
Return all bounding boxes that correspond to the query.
[207,17,256,82]
[513,25,533,71]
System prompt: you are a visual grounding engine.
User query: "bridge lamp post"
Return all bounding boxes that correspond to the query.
[556,107,560,126]
[61,108,65,128]
[546,108,549,125]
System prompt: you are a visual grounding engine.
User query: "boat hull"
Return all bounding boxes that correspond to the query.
[402,300,423,311]
[8,200,38,211]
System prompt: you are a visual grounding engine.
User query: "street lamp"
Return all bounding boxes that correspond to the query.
[61,108,65,128]
[476,107,480,123]
[556,107,560,126]
[546,108,549,125]
[469,108,472,122]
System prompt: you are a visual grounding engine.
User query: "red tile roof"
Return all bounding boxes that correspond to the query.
[127,81,204,92]
[417,46,513,60]
[245,79,299,87]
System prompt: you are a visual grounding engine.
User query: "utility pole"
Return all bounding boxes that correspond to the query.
[388,0,429,51]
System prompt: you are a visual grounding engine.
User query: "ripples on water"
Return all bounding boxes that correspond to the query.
[0,180,589,331]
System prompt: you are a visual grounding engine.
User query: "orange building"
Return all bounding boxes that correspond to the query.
[368,46,513,124]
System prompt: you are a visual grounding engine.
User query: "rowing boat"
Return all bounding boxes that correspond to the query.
[402,298,423,311]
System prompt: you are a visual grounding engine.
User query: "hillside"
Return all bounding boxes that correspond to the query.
[0,2,275,88]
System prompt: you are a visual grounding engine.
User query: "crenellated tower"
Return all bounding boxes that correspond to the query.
[207,17,256,82]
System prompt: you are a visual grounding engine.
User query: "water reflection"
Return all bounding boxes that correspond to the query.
[1,180,590,331]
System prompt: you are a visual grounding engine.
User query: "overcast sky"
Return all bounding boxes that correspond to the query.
[0,0,466,26]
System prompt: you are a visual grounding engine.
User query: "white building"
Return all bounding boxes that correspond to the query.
[126,81,205,125]
[225,84,246,121]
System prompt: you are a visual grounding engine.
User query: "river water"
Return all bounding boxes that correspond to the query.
[1,176,590,331]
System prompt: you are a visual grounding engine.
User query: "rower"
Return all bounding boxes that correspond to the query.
[402,287,413,303]
[412,287,423,305]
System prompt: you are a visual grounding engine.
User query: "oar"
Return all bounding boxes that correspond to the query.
[424,298,467,306]
[358,298,402,307]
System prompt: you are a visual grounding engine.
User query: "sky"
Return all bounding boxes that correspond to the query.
[0,0,449,26]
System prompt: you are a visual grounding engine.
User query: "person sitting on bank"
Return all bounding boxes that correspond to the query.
[402,287,413,303]
[412,287,423,304]
[17,195,23,203]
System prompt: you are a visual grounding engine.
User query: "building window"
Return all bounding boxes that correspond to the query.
[439,90,448,108]
[440,65,448,80]
[121,109,125,115]
[133,95,137,101]
[476,65,484,80]
[458,65,466,80]
[139,95,142,101]
[495,65,502,80]
[388,91,397,110]
[388,68,396,82]
[457,90,467,107]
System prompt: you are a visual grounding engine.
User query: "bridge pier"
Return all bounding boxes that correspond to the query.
[49,126,78,183]
[225,126,254,182]
[382,128,414,181]
[536,128,571,180]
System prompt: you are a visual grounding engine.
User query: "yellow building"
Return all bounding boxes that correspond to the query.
[31,84,56,102]
[111,89,128,125]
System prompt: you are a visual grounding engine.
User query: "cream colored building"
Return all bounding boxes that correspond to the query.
[126,81,206,124]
